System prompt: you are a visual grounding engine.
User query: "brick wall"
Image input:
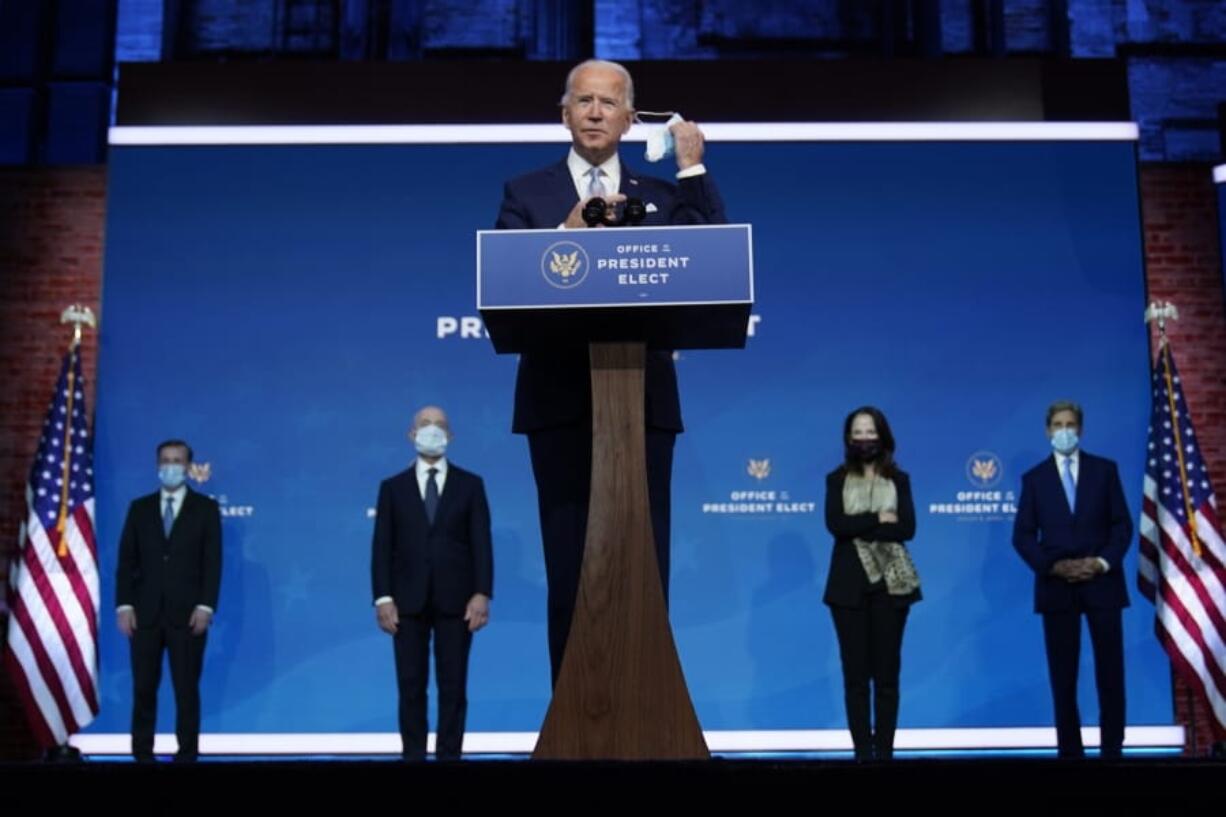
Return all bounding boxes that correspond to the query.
[0,167,105,759]
[1139,162,1226,753]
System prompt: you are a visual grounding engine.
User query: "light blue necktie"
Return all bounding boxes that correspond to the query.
[163,495,175,537]
[1061,457,1076,513]
[587,166,606,198]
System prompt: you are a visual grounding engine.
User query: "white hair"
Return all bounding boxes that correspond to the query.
[560,59,635,108]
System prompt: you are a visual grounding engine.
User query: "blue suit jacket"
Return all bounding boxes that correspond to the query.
[1012,450,1133,613]
[494,157,727,433]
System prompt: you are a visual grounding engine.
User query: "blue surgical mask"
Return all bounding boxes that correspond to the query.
[639,111,683,162]
[1050,428,1079,456]
[158,464,186,490]
[414,423,449,458]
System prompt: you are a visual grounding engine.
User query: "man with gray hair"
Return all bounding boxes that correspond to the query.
[495,60,726,686]
[1012,400,1132,759]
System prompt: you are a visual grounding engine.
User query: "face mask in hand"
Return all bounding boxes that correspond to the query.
[638,112,684,162]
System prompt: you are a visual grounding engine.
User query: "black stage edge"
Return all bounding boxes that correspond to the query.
[114,58,1130,126]
[2,758,1223,808]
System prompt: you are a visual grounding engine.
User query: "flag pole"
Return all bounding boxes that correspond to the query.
[53,305,95,557]
[1144,301,1202,559]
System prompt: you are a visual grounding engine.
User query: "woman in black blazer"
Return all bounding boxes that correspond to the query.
[823,406,921,761]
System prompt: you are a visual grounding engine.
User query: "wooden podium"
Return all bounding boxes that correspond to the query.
[477,224,753,759]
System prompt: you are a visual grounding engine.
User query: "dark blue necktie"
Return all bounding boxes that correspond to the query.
[425,467,440,524]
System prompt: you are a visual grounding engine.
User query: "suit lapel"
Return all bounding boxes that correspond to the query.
[1072,453,1091,520]
[147,493,170,543]
[405,465,430,528]
[620,160,638,196]
[549,159,576,207]
[431,467,461,528]
[170,490,198,542]
[1041,457,1075,519]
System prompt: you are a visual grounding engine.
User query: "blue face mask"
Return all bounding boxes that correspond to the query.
[1050,428,1079,456]
[414,423,449,458]
[639,112,683,162]
[158,464,186,490]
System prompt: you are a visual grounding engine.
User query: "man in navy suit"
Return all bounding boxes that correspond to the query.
[495,60,726,685]
[1013,401,1132,759]
[371,405,493,761]
[115,439,221,762]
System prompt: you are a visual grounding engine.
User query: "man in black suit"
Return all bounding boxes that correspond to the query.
[495,59,726,685]
[371,406,493,761]
[1013,401,1133,759]
[115,439,221,762]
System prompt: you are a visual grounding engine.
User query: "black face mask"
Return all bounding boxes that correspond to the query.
[847,440,881,462]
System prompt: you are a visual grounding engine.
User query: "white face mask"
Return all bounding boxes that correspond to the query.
[638,111,684,162]
[413,423,448,457]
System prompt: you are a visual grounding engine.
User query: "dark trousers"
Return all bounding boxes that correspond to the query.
[393,606,473,761]
[1041,607,1126,758]
[527,425,675,687]
[130,620,207,760]
[830,592,910,761]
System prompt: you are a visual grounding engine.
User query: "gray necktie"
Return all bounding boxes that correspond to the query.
[587,166,606,198]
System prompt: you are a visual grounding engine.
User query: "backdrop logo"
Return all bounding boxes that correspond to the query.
[747,458,771,480]
[701,455,816,516]
[190,460,255,518]
[929,449,1016,521]
[541,241,590,288]
[965,451,1003,488]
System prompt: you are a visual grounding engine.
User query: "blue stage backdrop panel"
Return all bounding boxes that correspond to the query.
[91,133,1164,737]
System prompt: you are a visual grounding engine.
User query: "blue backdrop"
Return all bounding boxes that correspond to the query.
[89,136,1165,737]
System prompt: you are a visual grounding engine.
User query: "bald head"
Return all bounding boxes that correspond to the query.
[412,405,450,433]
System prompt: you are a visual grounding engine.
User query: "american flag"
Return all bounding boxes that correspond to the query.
[1138,340,1226,738]
[2,344,100,747]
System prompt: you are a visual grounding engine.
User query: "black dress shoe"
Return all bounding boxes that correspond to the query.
[43,744,83,763]
[172,752,199,763]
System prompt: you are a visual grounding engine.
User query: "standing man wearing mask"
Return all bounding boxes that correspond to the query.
[1013,401,1132,759]
[371,406,493,761]
[115,439,222,762]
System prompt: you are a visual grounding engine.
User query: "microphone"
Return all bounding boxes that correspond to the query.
[582,197,647,227]
[621,197,646,226]
[582,198,608,227]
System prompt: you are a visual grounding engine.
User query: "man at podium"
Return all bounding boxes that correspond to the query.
[495,59,726,685]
